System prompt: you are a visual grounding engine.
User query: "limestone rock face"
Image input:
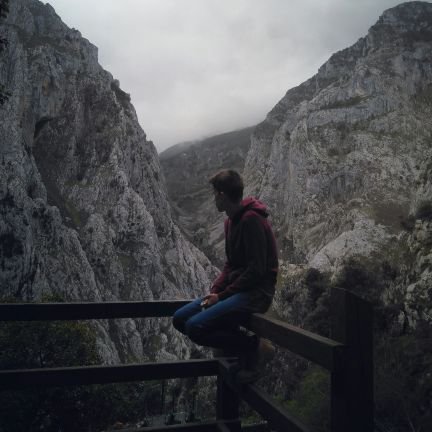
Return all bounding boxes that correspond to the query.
[0,0,215,363]
[160,127,253,266]
[244,1,432,280]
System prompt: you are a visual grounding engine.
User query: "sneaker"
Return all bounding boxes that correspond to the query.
[251,338,275,370]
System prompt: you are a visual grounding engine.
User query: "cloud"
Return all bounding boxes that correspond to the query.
[47,0,415,151]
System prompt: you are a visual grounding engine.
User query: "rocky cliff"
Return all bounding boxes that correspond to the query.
[241,1,432,325]
[232,5,432,427]
[0,0,216,363]
[160,127,253,266]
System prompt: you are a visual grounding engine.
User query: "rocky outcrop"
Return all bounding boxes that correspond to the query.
[158,3,432,329]
[242,1,432,322]
[0,0,216,363]
[160,127,253,265]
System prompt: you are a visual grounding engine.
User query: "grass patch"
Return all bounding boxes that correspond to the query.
[368,201,410,234]
[64,200,88,229]
[284,367,330,432]
[118,253,138,272]
[415,200,432,221]
[413,83,432,106]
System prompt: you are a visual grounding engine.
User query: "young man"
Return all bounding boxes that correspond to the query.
[172,169,278,380]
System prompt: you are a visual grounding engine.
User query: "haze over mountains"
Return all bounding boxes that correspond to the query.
[160,126,253,265]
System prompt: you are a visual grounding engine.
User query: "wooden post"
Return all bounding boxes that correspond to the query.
[216,364,240,432]
[330,288,374,432]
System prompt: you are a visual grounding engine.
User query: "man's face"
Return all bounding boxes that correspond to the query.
[213,189,226,212]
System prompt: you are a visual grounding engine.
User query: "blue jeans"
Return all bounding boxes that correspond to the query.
[172,292,270,353]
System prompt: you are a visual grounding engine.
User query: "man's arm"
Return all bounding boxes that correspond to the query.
[210,261,232,294]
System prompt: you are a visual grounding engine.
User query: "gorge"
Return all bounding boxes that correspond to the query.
[1,0,432,430]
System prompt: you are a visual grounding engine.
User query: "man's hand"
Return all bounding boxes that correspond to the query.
[204,293,219,307]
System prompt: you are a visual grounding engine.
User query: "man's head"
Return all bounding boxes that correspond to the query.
[209,170,244,212]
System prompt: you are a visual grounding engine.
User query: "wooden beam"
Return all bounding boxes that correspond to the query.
[217,420,242,432]
[218,360,309,432]
[0,359,219,391]
[0,302,343,370]
[0,300,192,321]
[247,314,345,371]
[241,423,269,432]
[217,372,240,427]
[330,288,374,432]
[112,420,240,432]
[239,384,309,432]
[120,420,219,432]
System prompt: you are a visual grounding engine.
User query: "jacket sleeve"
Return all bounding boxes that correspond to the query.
[210,261,233,294]
[217,214,267,300]
[210,219,232,294]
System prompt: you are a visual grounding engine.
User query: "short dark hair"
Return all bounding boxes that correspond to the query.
[209,169,244,202]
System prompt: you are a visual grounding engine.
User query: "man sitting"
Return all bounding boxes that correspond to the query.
[173,169,278,381]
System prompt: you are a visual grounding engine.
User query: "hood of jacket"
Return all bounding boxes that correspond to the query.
[231,196,269,222]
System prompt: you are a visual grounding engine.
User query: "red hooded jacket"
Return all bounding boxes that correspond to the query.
[210,197,278,300]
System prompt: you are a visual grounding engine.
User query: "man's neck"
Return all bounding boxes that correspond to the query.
[225,201,242,219]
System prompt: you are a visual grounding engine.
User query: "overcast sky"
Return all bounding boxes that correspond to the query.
[47,0,416,152]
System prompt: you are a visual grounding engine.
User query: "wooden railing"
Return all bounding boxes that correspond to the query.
[0,288,373,432]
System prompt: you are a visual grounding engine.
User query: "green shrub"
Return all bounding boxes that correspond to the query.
[333,257,382,303]
[322,96,365,110]
[285,367,330,432]
[0,316,101,432]
[0,296,160,431]
[400,214,416,231]
[304,268,329,306]
[374,323,432,432]
[327,147,339,157]
[287,257,432,432]
[415,200,432,220]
